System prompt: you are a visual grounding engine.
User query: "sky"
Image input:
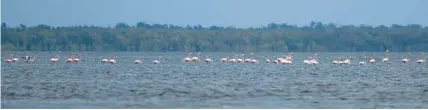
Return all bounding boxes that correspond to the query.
[1,0,428,28]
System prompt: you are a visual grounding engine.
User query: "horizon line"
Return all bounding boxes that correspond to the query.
[2,21,428,29]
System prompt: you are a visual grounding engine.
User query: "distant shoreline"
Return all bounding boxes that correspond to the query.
[1,51,426,53]
[2,22,428,52]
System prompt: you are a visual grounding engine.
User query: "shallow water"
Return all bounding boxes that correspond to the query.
[1,52,428,108]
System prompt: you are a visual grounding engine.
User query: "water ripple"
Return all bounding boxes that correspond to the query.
[1,52,428,108]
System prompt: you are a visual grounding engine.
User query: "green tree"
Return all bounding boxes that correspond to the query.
[1,22,427,52]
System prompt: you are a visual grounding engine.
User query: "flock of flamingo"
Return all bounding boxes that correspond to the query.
[2,50,427,65]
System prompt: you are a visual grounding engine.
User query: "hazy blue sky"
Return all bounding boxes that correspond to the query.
[2,0,428,28]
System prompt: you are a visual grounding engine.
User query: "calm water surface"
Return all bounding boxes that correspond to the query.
[1,52,428,108]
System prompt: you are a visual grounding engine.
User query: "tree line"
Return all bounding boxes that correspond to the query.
[1,22,428,52]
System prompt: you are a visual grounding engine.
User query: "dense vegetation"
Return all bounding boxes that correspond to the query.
[2,22,428,52]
